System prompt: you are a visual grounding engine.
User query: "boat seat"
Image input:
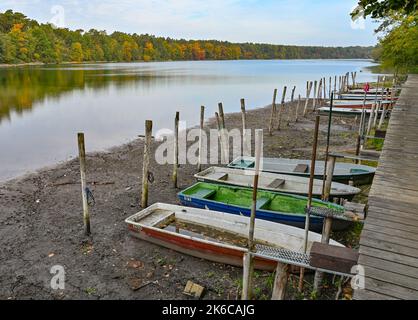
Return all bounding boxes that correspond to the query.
[267,179,285,189]
[210,173,229,181]
[256,197,271,210]
[294,164,309,173]
[193,188,217,199]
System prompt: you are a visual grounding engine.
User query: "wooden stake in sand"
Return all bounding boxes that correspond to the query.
[78,133,91,236]
[198,106,205,173]
[141,120,153,208]
[295,94,301,122]
[277,86,287,130]
[269,89,278,136]
[173,112,179,188]
[298,114,320,292]
[303,82,313,117]
[312,81,318,110]
[241,99,249,156]
[242,129,263,300]
[218,103,226,131]
[287,86,297,125]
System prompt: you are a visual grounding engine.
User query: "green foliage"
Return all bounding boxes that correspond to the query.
[0,10,373,65]
[352,0,417,19]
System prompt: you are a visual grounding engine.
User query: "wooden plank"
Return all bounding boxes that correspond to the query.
[359,254,418,280]
[362,277,418,300]
[362,265,418,291]
[359,245,418,268]
[363,223,418,242]
[360,229,418,250]
[354,289,399,300]
[310,242,359,274]
[293,164,309,173]
[364,217,418,234]
[360,235,418,259]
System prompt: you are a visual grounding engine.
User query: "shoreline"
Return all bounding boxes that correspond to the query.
[0,101,360,300]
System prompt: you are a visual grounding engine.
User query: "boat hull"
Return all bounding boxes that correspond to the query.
[195,167,360,200]
[178,194,350,232]
[128,224,277,271]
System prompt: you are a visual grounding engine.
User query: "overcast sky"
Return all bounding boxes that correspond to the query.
[0,0,379,46]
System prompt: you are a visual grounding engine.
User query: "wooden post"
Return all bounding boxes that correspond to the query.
[329,77,332,100]
[313,155,336,292]
[291,86,296,102]
[303,81,313,117]
[317,79,322,107]
[271,263,290,300]
[323,77,327,100]
[378,104,388,129]
[373,101,380,129]
[277,86,287,130]
[141,121,153,208]
[269,89,278,136]
[197,106,205,173]
[241,99,249,156]
[295,94,301,122]
[312,81,318,110]
[173,112,179,188]
[218,103,226,131]
[242,129,263,300]
[367,103,376,135]
[299,115,320,292]
[78,133,91,236]
[242,253,252,300]
[334,76,337,94]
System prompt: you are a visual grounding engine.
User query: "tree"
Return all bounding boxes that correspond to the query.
[352,0,417,19]
[70,42,83,62]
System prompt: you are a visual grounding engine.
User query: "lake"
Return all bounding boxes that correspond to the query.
[0,59,379,181]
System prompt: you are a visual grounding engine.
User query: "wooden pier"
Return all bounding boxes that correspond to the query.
[354,75,418,300]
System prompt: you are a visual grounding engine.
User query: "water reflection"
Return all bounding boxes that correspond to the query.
[0,60,379,181]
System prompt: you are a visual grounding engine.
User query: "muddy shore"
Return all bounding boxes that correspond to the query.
[0,101,360,300]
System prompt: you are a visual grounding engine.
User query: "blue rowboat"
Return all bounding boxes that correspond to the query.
[178,182,351,232]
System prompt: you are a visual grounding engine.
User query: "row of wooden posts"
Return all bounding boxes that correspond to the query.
[76,71,358,299]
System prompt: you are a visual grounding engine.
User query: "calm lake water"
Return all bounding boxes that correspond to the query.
[0,59,379,181]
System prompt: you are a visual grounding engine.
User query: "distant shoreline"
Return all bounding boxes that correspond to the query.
[0,58,376,69]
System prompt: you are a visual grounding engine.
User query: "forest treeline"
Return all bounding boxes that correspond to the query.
[353,0,417,73]
[0,10,373,64]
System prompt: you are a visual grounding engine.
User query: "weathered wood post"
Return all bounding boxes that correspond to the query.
[242,129,263,300]
[312,80,318,110]
[141,120,153,208]
[378,103,388,129]
[78,133,91,236]
[241,99,250,156]
[367,103,376,135]
[317,79,322,107]
[287,86,296,125]
[329,77,332,100]
[303,81,313,117]
[323,77,327,100]
[291,86,296,102]
[295,94,301,122]
[269,89,278,136]
[272,263,290,300]
[173,112,179,188]
[198,106,205,173]
[299,115,320,292]
[277,86,287,130]
[334,76,337,94]
[313,154,336,293]
[373,101,380,129]
[218,103,226,131]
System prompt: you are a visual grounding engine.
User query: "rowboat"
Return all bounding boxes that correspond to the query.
[125,203,344,271]
[328,100,393,109]
[195,167,360,200]
[319,106,386,117]
[338,93,398,101]
[348,88,398,95]
[178,182,350,231]
[228,156,376,185]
